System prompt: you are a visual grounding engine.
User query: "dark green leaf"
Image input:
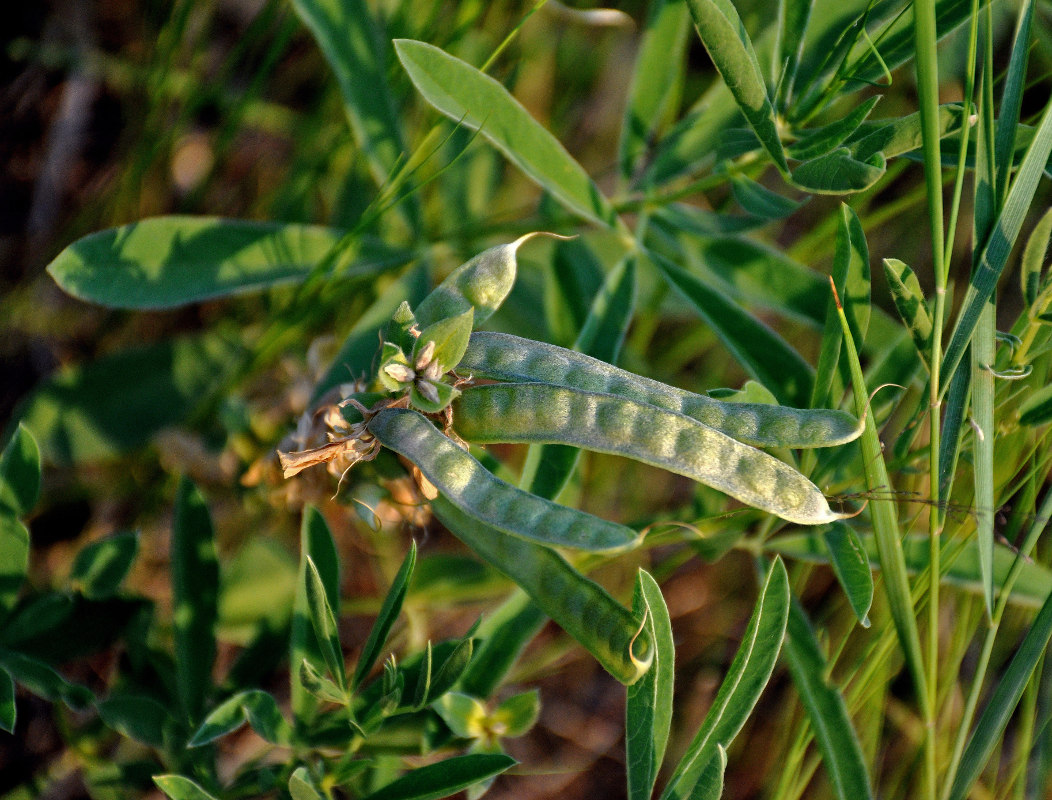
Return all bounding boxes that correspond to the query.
[0,424,40,517]
[787,96,881,161]
[305,556,346,693]
[626,570,675,800]
[648,249,814,406]
[784,599,873,800]
[0,667,14,734]
[353,542,417,689]
[791,148,886,194]
[883,258,933,370]
[425,637,475,705]
[822,523,873,627]
[172,478,219,725]
[458,592,547,698]
[361,754,516,800]
[0,516,29,619]
[70,531,139,600]
[96,692,170,747]
[1020,385,1052,426]
[189,690,291,746]
[730,176,802,219]
[0,649,93,709]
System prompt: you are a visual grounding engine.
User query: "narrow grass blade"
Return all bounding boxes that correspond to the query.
[460,332,860,450]
[291,505,341,723]
[394,39,618,227]
[1021,208,1052,308]
[831,281,929,713]
[368,408,640,551]
[993,0,1035,205]
[940,95,1052,393]
[353,542,416,689]
[46,217,405,309]
[619,0,691,179]
[172,478,219,726]
[626,570,675,800]
[455,384,846,525]
[822,522,873,627]
[360,753,516,800]
[0,424,40,518]
[431,496,652,685]
[972,300,996,617]
[684,0,789,175]
[1020,385,1052,426]
[648,250,814,406]
[291,0,409,203]
[784,598,874,800]
[523,256,637,500]
[660,559,789,800]
[883,258,933,370]
[948,585,1052,800]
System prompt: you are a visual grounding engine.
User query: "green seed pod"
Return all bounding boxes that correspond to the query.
[459,332,861,449]
[453,383,848,526]
[367,408,640,552]
[414,233,568,328]
[430,495,652,685]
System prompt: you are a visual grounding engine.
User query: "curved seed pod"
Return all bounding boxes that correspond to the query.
[430,494,652,685]
[367,408,640,552]
[460,332,861,449]
[415,233,567,328]
[453,384,846,526]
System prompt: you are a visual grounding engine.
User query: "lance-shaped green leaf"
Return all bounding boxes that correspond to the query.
[522,255,637,501]
[1020,385,1052,426]
[368,408,638,551]
[415,234,556,328]
[172,478,219,726]
[360,753,516,800]
[291,505,341,722]
[883,258,933,370]
[353,541,416,689]
[822,523,873,627]
[305,556,346,693]
[660,559,790,800]
[730,175,802,219]
[684,0,789,175]
[768,531,1052,610]
[619,0,691,178]
[431,496,652,685]
[0,424,40,518]
[648,249,814,405]
[784,598,874,800]
[189,689,292,746]
[153,776,220,800]
[941,95,1052,393]
[96,692,170,747]
[849,103,967,162]
[290,0,409,201]
[459,333,860,450]
[70,531,139,600]
[948,583,1052,800]
[458,592,547,698]
[1021,208,1052,309]
[0,649,92,709]
[289,767,325,800]
[774,0,813,108]
[46,216,406,309]
[787,97,881,161]
[394,39,618,227]
[689,746,728,800]
[626,570,675,800]
[791,148,886,194]
[0,516,29,619]
[454,383,846,526]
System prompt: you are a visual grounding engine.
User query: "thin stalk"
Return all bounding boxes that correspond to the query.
[914,0,948,794]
